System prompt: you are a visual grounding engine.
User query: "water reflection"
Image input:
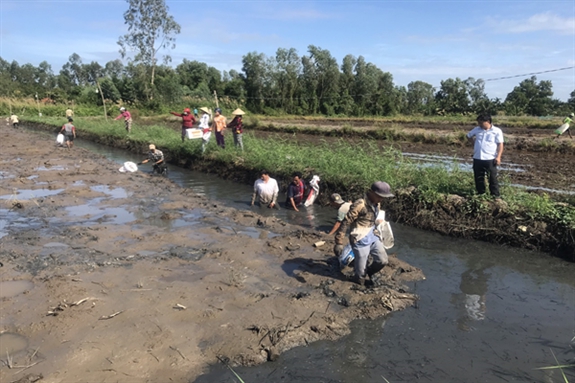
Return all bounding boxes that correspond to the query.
[451,258,490,331]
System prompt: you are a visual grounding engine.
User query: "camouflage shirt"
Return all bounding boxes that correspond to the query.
[335,195,380,245]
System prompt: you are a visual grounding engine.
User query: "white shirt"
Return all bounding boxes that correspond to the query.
[199,114,210,130]
[467,125,504,160]
[253,178,279,205]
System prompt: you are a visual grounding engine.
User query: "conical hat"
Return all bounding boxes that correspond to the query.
[232,108,245,115]
[200,107,211,114]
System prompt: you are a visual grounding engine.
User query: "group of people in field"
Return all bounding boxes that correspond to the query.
[38,107,575,286]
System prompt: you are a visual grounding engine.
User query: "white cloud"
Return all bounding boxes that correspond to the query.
[489,12,575,35]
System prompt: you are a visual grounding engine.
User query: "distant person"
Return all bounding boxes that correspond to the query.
[115,107,133,133]
[199,107,211,153]
[286,172,305,211]
[212,108,226,149]
[334,181,394,286]
[65,108,74,119]
[227,108,245,151]
[555,112,573,139]
[251,170,279,209]
[60,118,76,149]
[193,108,199,120]
[466,114,504,199]
[7,114,19,128]
[138,144,167,175]
[327,193,352,235]
[170,108,196,142]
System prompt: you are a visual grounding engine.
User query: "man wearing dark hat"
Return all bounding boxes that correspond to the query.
[327,193,352,235]
[334,181,394,286]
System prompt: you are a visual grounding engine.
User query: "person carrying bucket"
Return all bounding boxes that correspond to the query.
[227,108,245,150]
[334,181,394,286]
[170,108,196,142]
[115,107,133,133]
[555,113,573,139]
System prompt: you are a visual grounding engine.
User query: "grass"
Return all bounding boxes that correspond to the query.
[534,349,574,383]
[23,115,575,233]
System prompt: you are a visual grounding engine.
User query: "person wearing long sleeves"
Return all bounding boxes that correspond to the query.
[115,107,132,133]
[227,108,245,150]
[170,108,196,142]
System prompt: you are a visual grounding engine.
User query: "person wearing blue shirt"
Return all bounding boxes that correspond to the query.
[466,114,504,198]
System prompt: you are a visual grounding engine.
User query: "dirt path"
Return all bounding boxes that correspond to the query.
[0,125,423,382]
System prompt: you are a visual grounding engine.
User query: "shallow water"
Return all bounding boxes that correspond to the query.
[0,280,34,299]
[15,129,575,382]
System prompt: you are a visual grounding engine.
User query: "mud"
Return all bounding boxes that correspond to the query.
[0,125,423,382]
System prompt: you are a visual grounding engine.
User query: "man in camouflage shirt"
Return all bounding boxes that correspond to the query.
[334,181,394,286]
[139,144,166,174]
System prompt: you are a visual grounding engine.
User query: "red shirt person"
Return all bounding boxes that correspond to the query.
[286,172,305,211]
[170,108,196,142]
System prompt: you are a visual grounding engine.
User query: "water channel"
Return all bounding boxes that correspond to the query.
[8,131,575,382]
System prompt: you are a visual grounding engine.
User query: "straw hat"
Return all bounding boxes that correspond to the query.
[232,108,245,116]
[200,107,211,115]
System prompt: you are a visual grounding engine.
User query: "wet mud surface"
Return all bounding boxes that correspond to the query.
[0,125,423,382]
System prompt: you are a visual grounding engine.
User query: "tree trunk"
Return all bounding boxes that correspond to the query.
[95,79,108,121]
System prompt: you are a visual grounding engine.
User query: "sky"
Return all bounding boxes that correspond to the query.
[1,0,574,101]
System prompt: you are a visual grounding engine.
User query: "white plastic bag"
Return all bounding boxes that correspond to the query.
[304,175,320,207]
[119,161,138,173]
[56,133,64,145]
[376,210,394,249]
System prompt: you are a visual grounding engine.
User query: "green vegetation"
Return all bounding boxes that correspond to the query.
[26,115,575,234]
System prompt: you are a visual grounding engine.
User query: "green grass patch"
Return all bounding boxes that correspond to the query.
[23,115,575,233]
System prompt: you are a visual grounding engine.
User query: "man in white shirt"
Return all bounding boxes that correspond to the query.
[251,170,279,208]
[466,114,504,198]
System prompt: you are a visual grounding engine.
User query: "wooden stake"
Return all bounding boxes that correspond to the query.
[214,90,219,108]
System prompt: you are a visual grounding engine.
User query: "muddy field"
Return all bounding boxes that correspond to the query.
[0,125,424,382]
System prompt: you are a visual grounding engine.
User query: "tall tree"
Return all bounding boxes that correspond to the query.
[504,76,553,116]
[406,81,435,115]
[117,0,181,98]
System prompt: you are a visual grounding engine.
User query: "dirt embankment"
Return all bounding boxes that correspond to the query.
[0,125,423,382]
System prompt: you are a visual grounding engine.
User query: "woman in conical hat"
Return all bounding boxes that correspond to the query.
[227,108,245,151]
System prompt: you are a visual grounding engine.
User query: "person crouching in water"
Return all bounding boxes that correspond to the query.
[139,144,167,175]
[60,118,76,149]
[334,181,395,286]
[170,107,196,142]
[227,108,245,150]
[286,172,305,211]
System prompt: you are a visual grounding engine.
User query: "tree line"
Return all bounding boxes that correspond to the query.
[1,49,573,117]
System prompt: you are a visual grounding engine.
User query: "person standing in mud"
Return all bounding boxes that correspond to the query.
[115,107,133,133]
[60,118,76,149]
[170,108,196,142]
[251,170,279,208]
[327,193,352,235]
[466,114,504,198]
[139,144,166,174]
[227,108,245,151]
[286,172,305,211]
[334,181,394,286]
[199,107,211,153]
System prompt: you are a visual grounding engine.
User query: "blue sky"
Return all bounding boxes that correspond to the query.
[1,0,574,101]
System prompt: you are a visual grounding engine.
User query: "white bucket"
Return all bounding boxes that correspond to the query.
[56,133,64,145]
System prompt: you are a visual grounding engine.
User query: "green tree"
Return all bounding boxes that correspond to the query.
[435,77,470,114]
[117,0,181,98]
[504,76,553,116]
[406,80,435,115]
[242,52,269,113]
